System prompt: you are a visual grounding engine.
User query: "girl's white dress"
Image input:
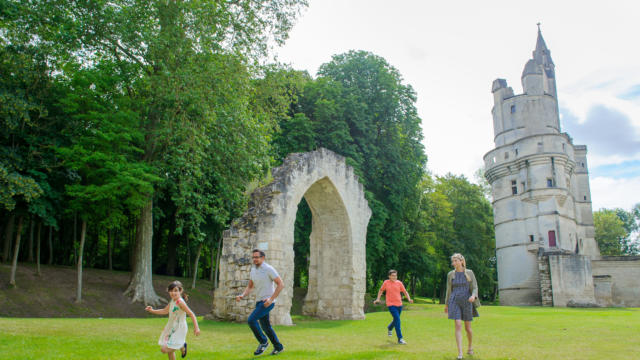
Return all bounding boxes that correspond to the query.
[158,298,188,349]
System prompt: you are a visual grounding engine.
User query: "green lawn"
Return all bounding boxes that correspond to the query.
[2,303,639,359]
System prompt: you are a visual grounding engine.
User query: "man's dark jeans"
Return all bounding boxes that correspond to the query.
[387,305,403,340]
[248,300,283,349]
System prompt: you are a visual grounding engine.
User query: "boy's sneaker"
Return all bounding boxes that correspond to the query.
[254,342,269,355]
[388,329,393,337]
[271,346,285,355]
[398,339,407,345]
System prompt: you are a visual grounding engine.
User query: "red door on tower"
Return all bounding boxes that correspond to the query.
[548,230,557,247]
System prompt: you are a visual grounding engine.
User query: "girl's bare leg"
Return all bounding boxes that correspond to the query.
[161,346,176,360]
[464,321,473,353]
[455,319,463,357]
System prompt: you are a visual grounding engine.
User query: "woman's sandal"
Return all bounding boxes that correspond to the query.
[467,349,474,356]
[181,342,187,358]
[457,355,463,360]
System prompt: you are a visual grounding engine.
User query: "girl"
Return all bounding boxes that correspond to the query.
[145,281,200,359]
[374,269,413,344]
[444,253,480,360]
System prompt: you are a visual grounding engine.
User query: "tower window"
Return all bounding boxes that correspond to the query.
[511,105,516,113]
[547,178,554,187]
[584,195,587,201]
[521,182,526,191]
[529,235,535,242]
[562,143,566,151]
[582,162,585,167]
[515,148,519,156]
[505,152,509,160]
[511,180,517,195]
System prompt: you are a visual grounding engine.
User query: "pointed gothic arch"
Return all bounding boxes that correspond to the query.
[210,148,371,325]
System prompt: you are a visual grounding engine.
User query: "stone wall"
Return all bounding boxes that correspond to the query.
[547,253,596,306]
[209,148,371,325]
[592,256,640,307]
[537,251,553,306]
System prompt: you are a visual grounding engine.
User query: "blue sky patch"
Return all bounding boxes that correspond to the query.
[618,84,640,100]
[591,160,640,179]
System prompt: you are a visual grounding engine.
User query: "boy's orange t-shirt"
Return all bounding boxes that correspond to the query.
[380,280,406,307]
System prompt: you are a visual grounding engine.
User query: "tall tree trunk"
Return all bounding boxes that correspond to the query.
[107,228,113,271]
[27,219,34,262]
[36,222,41,276]
[75,220,87,303]
[166,216,178,276]
[2,214,15,263]
[124,197,164,305]
[48,225,53,265]
[412,276,417,297]
[151,218,163,273]
[128,215,135,271]
[191,242,203,289]
[209,242,215,282]
[9,216,24,287]
[186,237,192,277]
[214,236,222,290]
[73,212,77,264]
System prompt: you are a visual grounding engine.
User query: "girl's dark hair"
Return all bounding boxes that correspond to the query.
[167,280,189,301]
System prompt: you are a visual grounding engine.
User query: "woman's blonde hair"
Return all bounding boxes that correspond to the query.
[451,253,470,281]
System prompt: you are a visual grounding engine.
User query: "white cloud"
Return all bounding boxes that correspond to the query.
[591,176,640,211]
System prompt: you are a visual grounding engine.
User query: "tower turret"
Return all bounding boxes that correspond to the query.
[522,26,557,98]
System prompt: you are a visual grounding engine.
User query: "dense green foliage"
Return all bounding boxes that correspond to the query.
[594,205,640,256]
[1,1,498,303]
[266,53,496,299]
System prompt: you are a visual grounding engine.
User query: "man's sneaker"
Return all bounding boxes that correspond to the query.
[271,346,285,355]
[398,339,407,345]
[388,329,393,337]
[254,342,269,355]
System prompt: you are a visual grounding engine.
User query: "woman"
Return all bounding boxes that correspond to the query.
[444,253,480,359]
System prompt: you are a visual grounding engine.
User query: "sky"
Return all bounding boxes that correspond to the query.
[274,0,640,211]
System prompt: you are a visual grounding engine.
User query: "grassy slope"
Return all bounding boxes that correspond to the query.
[0,263,214,317]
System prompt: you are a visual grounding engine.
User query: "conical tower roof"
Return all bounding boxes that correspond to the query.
[522,25,555,78]
[533,25,554,66]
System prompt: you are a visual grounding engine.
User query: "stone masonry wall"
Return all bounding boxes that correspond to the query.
[209,148,371,325]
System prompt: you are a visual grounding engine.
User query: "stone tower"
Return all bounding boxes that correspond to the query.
[484,28,600,306]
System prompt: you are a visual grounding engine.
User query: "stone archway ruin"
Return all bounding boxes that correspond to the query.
[210,148,371,325]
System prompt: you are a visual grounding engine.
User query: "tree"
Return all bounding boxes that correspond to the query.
[287,51,427,286]
[57,62,157,303]
[434,174,496,301]
[11,0,307,304]
[0,35,65,277]
[594,208,637,256]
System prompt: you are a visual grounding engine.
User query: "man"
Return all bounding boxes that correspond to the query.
[236,249,285,355]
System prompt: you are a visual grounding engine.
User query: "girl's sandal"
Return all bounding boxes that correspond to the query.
[181,342,187,358]
[457,356,463,360]
[467,349,474,356]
